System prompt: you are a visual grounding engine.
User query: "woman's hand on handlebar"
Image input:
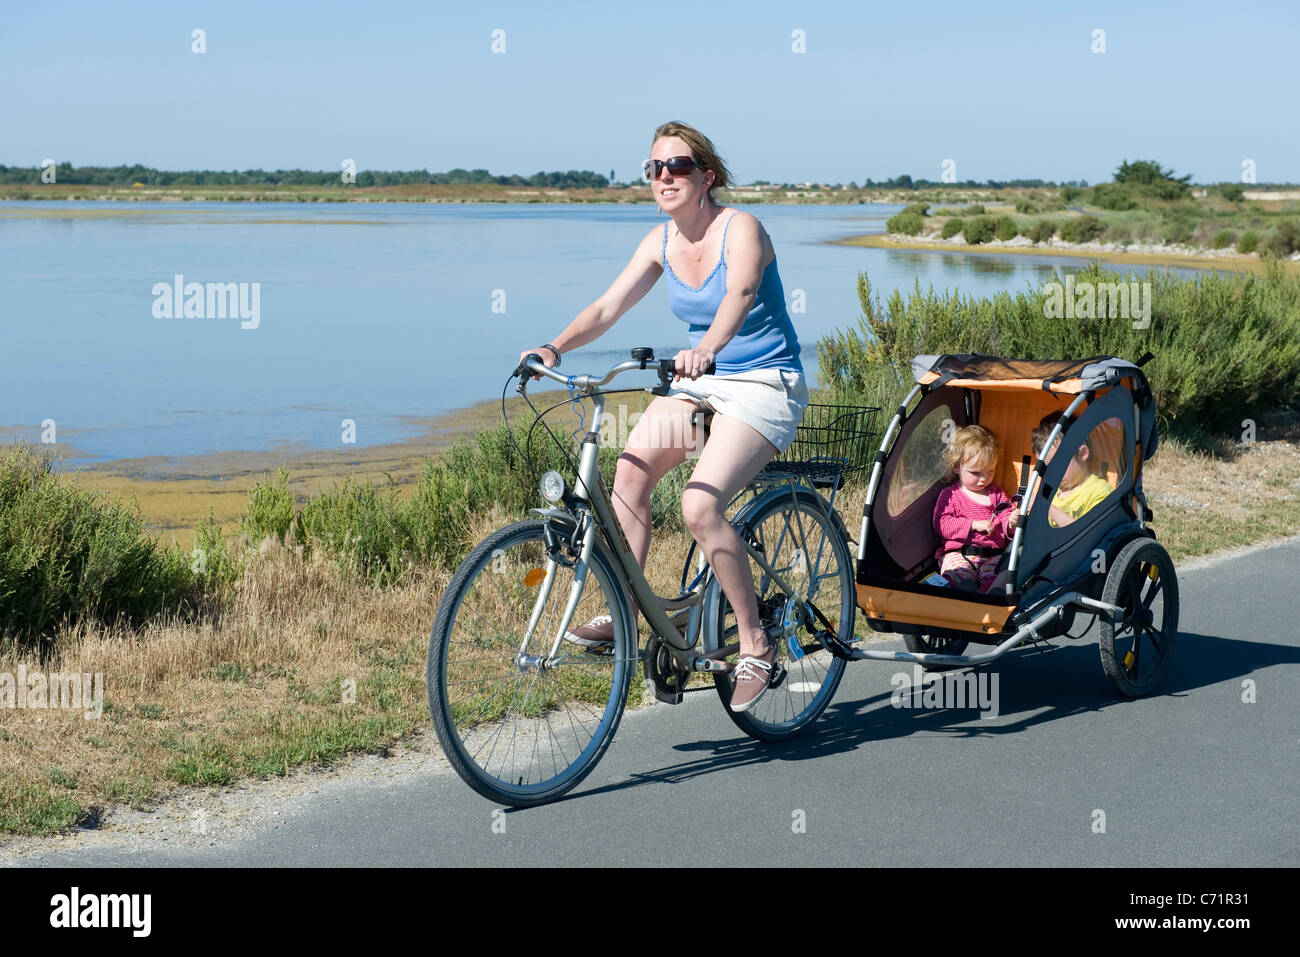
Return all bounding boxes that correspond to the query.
[673,346,716,381]
[518,347,557,381]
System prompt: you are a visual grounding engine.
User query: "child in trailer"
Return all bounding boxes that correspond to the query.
[1031,411,1115,527]
[932,425,1019,591]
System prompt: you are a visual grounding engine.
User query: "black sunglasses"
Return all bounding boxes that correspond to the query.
[642,156,703,182]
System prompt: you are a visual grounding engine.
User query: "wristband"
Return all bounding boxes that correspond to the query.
[540,343,561,368]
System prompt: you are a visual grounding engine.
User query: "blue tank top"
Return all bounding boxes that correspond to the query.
[662,213,803,375]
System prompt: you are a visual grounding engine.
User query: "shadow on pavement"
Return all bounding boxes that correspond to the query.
[569,628,1297,798]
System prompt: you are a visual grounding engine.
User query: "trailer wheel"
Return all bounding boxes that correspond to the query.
[1099,538,1179,697]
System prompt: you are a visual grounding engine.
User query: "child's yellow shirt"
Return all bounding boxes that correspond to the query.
[1049,474,1113,527]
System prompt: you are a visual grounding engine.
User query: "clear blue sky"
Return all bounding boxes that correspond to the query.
[3,0,1296,184]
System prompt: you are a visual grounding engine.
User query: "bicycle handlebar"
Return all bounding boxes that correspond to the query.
[515,349,714,402]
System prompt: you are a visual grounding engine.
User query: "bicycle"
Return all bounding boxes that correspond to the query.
[426,348,879,807]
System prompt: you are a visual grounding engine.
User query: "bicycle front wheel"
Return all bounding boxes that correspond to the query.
[428,520,635,807]
[708,488,855,742]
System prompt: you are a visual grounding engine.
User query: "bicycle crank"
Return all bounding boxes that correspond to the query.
[643,635,691,705]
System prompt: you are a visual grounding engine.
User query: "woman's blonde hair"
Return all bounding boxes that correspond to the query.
[943,425,1000,483]
[652,121,731,199]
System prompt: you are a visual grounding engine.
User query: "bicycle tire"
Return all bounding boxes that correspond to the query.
[706,488,855,742]
[428,520,635,806]
[1098,537,1178,698]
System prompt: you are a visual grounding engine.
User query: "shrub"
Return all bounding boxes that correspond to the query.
[0,446,200,649]
[1211,229,1236,249]
[900,203,930,217]
[1060,186,1083,202]
[1264,219,1300,258]
[1237,230,1260,254]
[243,468,295,543]
[1027,220,1058,243]
[1161,219,1194,245]
[1091,183,1139,211]
[815,262,1300,441]
[193,513,241,593]
[963,216,997,244]
[1103,222,1132,244]
[1219,183,1245,202]
[1059,215,1105,243]
[886,211,925,235]
[1014,199,1039,214]
[959,204,986,216]
[995,216,1018,241]
[940,218,964,239]
[296,477,409,585]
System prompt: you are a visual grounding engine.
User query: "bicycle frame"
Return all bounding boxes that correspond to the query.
[515,358,823,674]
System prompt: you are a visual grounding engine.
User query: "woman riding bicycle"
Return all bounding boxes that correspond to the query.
[519,120,808,712]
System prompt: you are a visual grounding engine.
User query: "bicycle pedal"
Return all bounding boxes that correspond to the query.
[768,661,787,690]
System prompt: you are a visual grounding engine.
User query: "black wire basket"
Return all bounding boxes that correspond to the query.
[758,404,881,486]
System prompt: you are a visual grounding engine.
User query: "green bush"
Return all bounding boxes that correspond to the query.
[1264,219,1300,258]
[1162,219,1194,245]
[1059,215,1105,243]
[940,218,964,239]
[1060,186,1083,202]
[193,513,241,592]
[995,216,1018,241]
[963,216,997,244]
[1103,222,1132,244]
[1237,230,1260,254]
[815,263,1300,440]
[1027,220,1058,243]
[0,446,200,649]
[900,203,930,217]
[886,211,925,235]
[242,468,295,543]
[1014,199,1039,214]
[959,204,986,216]
[1219,183,1245,202]
[296,477,409,585]
[1211,229,1236,249]
[1091,183,1139,211]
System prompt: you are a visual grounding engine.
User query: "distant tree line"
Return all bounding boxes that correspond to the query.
[0,163,610,189]
[859,174,1090,190]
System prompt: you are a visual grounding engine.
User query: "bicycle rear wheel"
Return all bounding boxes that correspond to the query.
[707,488,854,742]
[428,520,635,806]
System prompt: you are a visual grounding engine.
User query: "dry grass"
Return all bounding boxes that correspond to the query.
[1142,414,1300,562]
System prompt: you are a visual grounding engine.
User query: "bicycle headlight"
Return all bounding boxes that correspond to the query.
[539,470,566,504]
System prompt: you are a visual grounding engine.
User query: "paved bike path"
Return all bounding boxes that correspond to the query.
[8,538,1299,867]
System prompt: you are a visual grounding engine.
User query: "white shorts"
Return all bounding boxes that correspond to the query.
[666,367,809,453]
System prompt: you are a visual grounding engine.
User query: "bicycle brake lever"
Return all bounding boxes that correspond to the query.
[651,357,716,396]
[514,353,543,394]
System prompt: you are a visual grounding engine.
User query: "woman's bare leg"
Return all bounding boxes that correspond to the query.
[679,414,779,659]
[610,396,697,568]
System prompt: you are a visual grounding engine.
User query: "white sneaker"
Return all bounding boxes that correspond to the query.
[564,615,615,649]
